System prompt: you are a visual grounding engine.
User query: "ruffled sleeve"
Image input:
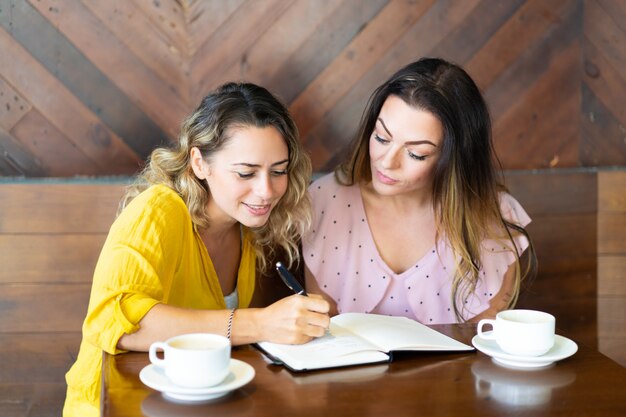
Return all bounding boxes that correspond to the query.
[462,192,532,319]
[82,185,187,354]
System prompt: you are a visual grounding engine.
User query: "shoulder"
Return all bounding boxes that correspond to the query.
[309,172,356,202]
[128,184,187,216]
[309,172,341,195]
[498,191,531,227]
[116,184,191,232]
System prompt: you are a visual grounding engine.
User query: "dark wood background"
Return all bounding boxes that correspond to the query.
[0,0,624,176]
[0,2,625,414]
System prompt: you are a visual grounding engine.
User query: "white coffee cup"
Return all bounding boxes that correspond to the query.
[148,333,231,388]
[477,309,555,357]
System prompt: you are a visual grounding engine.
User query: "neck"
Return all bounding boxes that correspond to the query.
[363,181,433,213]
[199,220,240,244]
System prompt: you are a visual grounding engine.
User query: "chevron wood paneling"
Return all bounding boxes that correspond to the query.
[0,0,624,177]
[582,0,626,166]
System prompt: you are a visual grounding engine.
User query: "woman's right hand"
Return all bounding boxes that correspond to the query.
[116,295,331,351]
[255,294,330,345]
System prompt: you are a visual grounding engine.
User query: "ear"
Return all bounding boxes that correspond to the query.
[190,147,209,179]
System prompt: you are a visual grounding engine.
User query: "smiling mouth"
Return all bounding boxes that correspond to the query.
[243,203,272,215]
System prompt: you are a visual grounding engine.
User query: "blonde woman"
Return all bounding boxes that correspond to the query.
[303,58,536,324]
[64,82,329,416]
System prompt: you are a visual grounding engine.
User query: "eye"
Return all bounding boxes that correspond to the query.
[373,134,389,144]
[236,172,254,179]
[271,169,288,176]
[408,150,427,161]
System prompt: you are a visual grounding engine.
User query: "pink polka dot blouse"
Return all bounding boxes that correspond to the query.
[302,173,531,324]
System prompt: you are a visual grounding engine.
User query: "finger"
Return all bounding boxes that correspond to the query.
[302,322,328,338]
[289,334,314,345]
[301,311,330,331]
[302,296,330,314]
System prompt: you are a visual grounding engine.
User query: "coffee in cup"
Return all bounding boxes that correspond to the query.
[148,333,231,388]
[477,309,555,357]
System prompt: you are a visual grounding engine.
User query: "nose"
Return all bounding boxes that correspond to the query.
[380,145,400,169]
[254,174,275,200]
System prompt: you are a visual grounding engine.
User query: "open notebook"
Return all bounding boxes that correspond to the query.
[256,313,473,372]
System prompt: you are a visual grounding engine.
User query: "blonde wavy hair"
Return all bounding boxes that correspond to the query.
[119,82,312,271]
[337,58,537,321]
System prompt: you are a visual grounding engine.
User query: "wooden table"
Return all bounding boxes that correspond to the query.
[102,324,626,417]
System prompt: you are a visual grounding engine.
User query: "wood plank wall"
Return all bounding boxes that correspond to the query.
[507,170,598,350]
[0,170,616,350]
[0,2,624,413]
[0,182,126,416]
[0,169,622,415]
[598,171,626,366]
[0,183,124,329]
[582,0,626,166]
[0,0,624,176]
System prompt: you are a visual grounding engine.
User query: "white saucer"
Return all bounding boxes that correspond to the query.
[472,332,578,368]
[139,359,255,402]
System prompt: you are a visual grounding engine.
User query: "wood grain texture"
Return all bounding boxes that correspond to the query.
[0,168,622,416]
[505,170,597,215]
[264,0,389,104]
[599,297,626,338]
[0,332,82,382]
[1,0,622,176]
[190,0,296,100]
[467,0,573,90]
[493,41,581,169]
[82,0,190,105]
[581,0,626,166]
[0,75,30,130]
[221,0,346,89]
[303,0,483,170]
[598,213,626,255]
[0,234,106,283]
[0,332,81,417]
[130,0,192,58]
[0,2,163,162]
[581,83,626,166]
[102,336,626,417]
[185,0,246,56]
[599,170,626,211]
[597,170,626,365]
[0,183,125,233]
[29,0,187,139]
[0,126,46,176]
[0,384,69,417]
[599,337,626,367]
[290,0,435,137]
[0,25,142,174]
[10,109,102,176]
[0,284,90,332]
[505,170,598,348]
[598,256,626,296]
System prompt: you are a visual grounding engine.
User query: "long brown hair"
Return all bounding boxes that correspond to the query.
[120,82,312,271]
[337,58,537,321]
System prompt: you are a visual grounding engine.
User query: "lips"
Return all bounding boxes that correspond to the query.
[375,169,398,185]
[243,203,272,216]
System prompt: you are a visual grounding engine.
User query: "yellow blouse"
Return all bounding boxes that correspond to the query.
[63,184,256,417]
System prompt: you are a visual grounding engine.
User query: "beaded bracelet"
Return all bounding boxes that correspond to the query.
[227,308,236,340]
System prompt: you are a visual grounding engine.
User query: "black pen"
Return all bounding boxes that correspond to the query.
[276,262,307,296]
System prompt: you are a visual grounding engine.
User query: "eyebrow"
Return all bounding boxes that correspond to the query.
[232,159,289,168]
[377,118,438,147]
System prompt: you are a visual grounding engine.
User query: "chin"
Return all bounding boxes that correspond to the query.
[371,181,402,196]
[239,215,271,229]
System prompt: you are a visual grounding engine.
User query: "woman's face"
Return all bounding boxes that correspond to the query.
[195,125,290,228]
[368,95,443,197]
